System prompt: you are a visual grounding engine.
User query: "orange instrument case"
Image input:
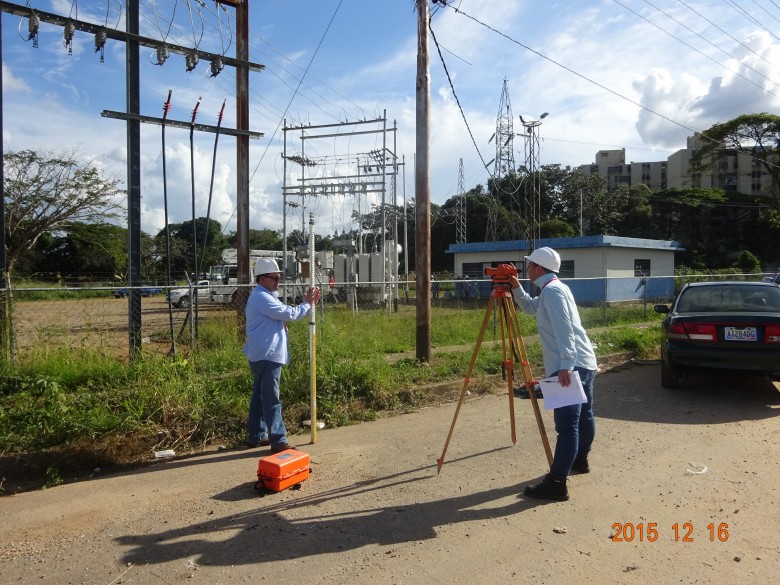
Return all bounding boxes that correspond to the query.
[256,449,310,492]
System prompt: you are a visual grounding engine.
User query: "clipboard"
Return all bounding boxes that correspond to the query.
[539,370,587,410]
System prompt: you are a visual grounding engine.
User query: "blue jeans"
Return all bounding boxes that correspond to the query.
[550,367,596,477]
[247,360,287,446]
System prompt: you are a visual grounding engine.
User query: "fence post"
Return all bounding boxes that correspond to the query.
[0,274,7,363]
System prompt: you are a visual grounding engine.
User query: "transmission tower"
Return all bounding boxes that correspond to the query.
[520,113,547,251]
[486,79,516,241]
[456,158,466,244]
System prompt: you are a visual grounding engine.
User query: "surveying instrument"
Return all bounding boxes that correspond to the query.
[437,263,553,472]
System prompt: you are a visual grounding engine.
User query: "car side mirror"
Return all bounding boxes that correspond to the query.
[654,304,670,314]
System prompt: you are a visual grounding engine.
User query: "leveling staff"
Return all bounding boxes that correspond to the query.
[510,247,597,501]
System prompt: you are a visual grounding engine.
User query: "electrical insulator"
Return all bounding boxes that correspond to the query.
[185,51,199,72]
[28,13,40,48]
[64,21,76,55]
[156,45,169,66]
[95,28,107,63]
[210,57,224,77]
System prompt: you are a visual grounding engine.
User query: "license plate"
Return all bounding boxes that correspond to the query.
[724,327,757,341]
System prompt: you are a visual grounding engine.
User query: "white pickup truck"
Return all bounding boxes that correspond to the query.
[166,280,210,309]
[761,274,780,285]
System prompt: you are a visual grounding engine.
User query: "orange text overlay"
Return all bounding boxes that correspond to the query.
[610,522,730,542]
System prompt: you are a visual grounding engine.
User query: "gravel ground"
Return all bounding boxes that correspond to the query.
[1,362,779,584]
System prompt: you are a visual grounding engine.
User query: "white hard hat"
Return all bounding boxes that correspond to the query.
[254,257,281,276]
[525,247,561,272]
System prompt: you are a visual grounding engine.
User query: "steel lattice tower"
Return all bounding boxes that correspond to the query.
[520,115,544,251]
[486,79,516,241]
[456,158,466,244]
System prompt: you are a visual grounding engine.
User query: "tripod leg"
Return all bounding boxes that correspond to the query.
[497,297,517,445]
[504,296,554,466]
[437,295,496,473]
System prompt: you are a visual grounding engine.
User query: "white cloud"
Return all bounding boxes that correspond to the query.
[633,68,708,149]
[631,31,780,150]
[2,66,31,92]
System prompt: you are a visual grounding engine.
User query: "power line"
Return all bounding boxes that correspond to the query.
[724,0,780,44]
[614,0,780,100]
[676,0,780,73]
[428,16,492,174]
[638,0,780,88]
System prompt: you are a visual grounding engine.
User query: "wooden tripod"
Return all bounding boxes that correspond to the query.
[436,283,553,473]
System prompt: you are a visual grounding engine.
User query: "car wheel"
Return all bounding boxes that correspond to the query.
[178,296,191,309]
[661,359,680,389]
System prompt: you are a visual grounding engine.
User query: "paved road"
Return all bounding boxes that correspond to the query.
[1,363,779,584]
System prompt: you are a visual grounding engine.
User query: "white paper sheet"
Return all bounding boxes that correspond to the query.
[539,370,587,410]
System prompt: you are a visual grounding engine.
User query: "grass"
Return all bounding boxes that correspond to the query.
[0,302,660,491]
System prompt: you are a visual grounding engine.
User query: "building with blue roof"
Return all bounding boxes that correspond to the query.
[446,235,685,303]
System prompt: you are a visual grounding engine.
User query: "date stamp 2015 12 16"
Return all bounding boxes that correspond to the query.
[610,522,730,542]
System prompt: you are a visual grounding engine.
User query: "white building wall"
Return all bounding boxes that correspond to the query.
[567,248,605,277]
[453,250,525,278]
[455,246,676,279]
[603,248,675,277]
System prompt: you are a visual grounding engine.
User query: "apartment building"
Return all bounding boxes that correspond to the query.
[578,135,775,195]
[666,134,775,195]
[579,148,667,191]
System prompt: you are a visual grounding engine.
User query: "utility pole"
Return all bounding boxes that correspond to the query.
[416,0,431,362]
[235,0,250,335]
[127,0,142,359]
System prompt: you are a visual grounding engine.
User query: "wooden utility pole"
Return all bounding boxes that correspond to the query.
[415,0,431,362]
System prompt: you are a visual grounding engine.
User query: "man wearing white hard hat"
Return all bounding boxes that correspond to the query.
[510,246,597,501]
[242,258,320,452]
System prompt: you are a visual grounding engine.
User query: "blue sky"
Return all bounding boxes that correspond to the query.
[4,0,780,240]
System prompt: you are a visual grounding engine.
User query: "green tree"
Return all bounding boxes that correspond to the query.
[158,217,227,278]
[248,229,282,250]
[736,250,761,273]
[588,186,630,235]
[140,232,161,281]
[540,218,575,238]
[486,171,525,240]
[616,184,658,238]
[3,149,123,274]
[650,187,726,242]
[39,222,127,280]
[693,113,780,200]
[540,165,605,230]
[746,207,780,264]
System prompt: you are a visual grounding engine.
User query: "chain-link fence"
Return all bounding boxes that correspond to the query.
[0,272,774,362]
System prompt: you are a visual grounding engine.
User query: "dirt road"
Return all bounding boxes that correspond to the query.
[1,363,779,584]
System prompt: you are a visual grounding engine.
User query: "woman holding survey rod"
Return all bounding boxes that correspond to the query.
[510,247,598,501]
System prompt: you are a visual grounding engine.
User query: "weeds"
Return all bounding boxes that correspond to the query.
[42,467,63,489]
[0,303,659,490]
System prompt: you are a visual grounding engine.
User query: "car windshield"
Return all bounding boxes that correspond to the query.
[677,285,780,313]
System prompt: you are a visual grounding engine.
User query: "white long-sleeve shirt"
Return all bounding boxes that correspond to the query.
[512,273,597,375]
[242,284,311,364]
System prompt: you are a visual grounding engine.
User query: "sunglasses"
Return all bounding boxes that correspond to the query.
[263,274,281,282]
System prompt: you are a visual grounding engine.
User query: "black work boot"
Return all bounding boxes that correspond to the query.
[571,454,590,474]
[524,473,569,501]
